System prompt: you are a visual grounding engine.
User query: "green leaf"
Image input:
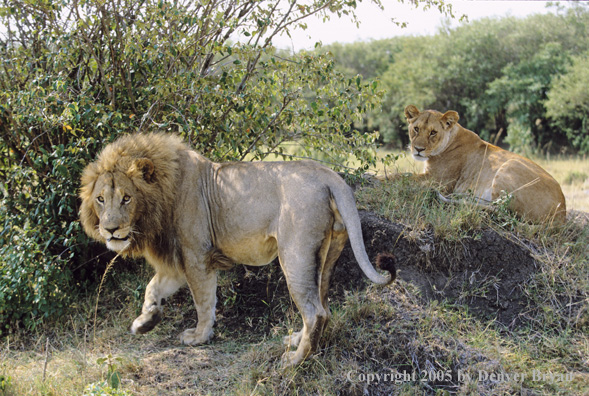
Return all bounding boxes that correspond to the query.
[55,165,68,178]
[107,369,121,389]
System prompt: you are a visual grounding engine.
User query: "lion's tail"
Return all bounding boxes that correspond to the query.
[330,184,395,285]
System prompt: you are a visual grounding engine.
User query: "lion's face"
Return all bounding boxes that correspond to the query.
[404,105,459,162]
[80,138,171,257]
[90,171,140,252]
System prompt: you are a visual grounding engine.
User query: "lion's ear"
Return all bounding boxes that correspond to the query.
[404,105,420,121]
[129,158,155,183]
[441,110,459,129]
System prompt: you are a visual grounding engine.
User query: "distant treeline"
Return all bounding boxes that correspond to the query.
[322,4,589,154]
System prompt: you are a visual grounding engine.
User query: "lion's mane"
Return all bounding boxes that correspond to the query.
[79,133,187,262]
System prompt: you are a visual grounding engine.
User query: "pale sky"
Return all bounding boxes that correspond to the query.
[274,0,558,51]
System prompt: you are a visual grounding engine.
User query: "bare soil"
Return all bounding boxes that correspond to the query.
[218,210,540,330]
[337,210,539,327]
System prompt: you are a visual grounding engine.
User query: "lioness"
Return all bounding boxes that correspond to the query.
[404,105,566,224]
[80,133,394,367]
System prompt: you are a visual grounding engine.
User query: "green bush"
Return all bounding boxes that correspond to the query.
[546,51,589,153]
[0,224,72,332]
[0,136,101,333]
[0,0,393,333]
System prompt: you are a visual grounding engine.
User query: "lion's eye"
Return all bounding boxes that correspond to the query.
[122,195,131,204]
[97,196,104,204]
[413,126,419,133]
[430,130,437,137]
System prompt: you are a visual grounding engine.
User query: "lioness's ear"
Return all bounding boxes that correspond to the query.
[129,158,155,183]
[441,111,459,129]
[404,105,420,121]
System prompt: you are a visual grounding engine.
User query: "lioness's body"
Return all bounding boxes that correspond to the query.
[80,133,392,367]
[404,105,566,224]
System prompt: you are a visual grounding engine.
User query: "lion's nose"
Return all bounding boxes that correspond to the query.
[105,227,119,235]
[415,146,425,153]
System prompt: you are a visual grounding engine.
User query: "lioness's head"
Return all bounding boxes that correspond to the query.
[80,157,155,253]
[404,105,459,161]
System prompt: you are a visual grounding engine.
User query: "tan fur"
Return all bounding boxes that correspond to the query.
[404,105,566,224]
[80,132,393,367]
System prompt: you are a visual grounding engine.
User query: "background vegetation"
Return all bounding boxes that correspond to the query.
[326,3,589,154]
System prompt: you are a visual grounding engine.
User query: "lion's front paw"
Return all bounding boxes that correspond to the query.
[179,327,213,345]
[131,310,162,335]
[282,331,302,347]
[280,350,304,368]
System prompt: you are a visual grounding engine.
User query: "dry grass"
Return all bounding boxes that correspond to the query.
[1,151,587,396]
[2,274,587,395]
[535,155,589,212]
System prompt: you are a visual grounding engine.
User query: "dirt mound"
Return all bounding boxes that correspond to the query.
[334,211,537,326]
[215,210,538,331]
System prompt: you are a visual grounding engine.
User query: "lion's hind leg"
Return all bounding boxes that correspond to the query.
[280,292,328,368]
[283,330,303,348]
[131,270,186,335]
[491,159,562,222]
[285,227,348,349]
[278,232,334,367]
[319,228,348,320]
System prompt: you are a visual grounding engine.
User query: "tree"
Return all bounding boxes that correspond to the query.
[324,40,395,80]
[485,42,570,154]
[545,51,589,153]
[335,5,589,151]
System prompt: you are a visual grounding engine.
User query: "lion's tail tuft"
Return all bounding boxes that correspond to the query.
[376,253,396,284]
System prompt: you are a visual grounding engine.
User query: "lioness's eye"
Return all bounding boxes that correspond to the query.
[97,196,104,203]
[430,130,437,137]
[413,126,419,133]
[122,195,131,204]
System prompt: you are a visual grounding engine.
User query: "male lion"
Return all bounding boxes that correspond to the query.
[80,133,394,367]
[403,105,566,224]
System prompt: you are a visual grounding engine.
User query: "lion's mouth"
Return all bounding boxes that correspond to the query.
[108,236,130,242]
[106,235,132,253]
[412,152,428,162]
